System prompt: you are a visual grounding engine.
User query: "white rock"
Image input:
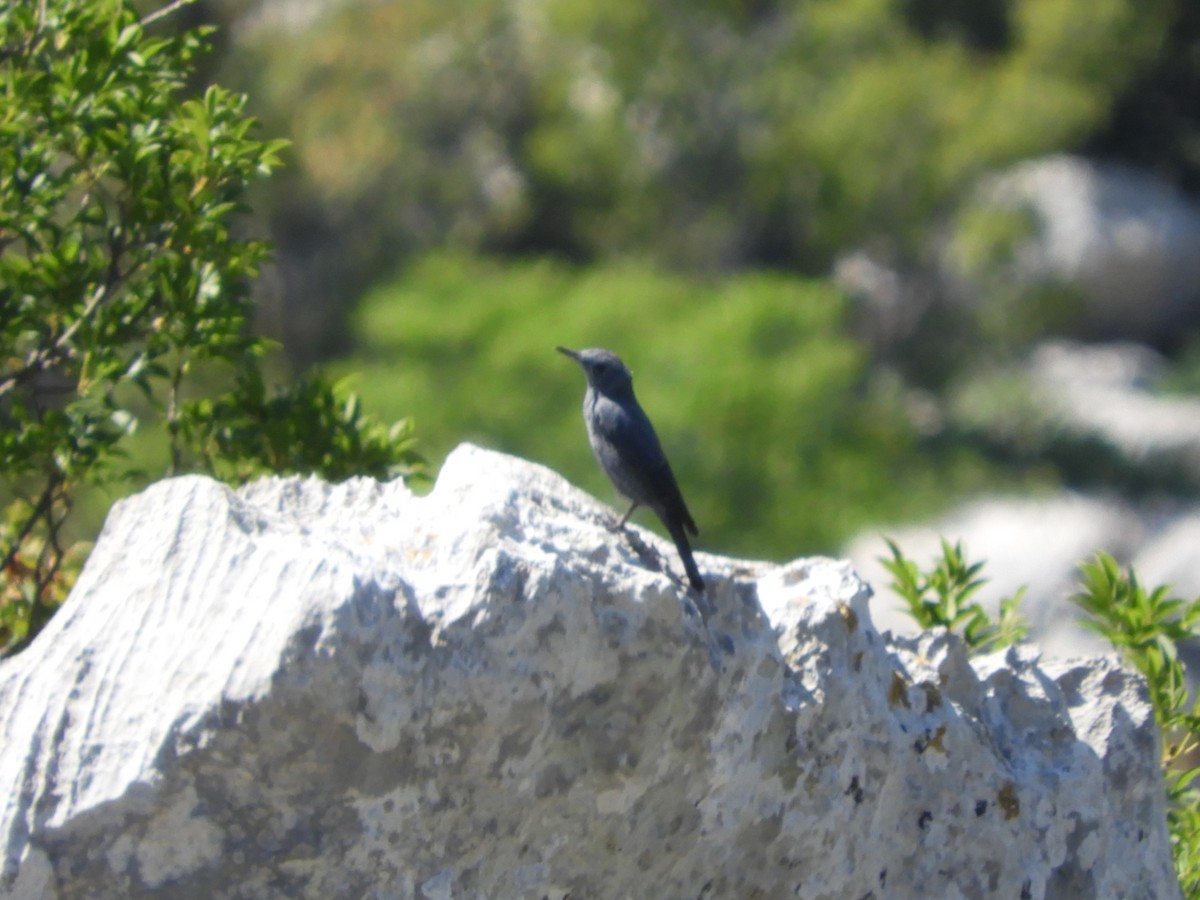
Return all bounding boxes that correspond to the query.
[946,154,1200,341]
[0,445,1179,898]
[1023,340,1200,475]
[1134,512,1200,599]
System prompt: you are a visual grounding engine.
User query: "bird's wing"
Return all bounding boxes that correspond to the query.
[599,400,699,537]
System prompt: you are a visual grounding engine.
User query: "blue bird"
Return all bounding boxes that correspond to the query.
[557,346,704,592]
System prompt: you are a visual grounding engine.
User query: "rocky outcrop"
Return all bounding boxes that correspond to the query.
[0,445,1179,898]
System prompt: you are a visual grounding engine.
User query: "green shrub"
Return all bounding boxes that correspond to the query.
[231,0,1165,286]
[337,253,1006,559]
[0,0,421,653]
[882,537,1027,653]
[1074,553,1200,894]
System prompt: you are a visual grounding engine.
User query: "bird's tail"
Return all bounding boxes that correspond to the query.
[666,518,705,593]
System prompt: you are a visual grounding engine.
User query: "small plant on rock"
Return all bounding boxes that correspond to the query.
[1073,553,1200,895]
[881,537,1027,654]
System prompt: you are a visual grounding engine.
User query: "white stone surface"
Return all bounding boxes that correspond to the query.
[0,444,1179,898]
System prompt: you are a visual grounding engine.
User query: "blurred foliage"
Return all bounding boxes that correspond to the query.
[935,199,1089,359]
[0,0,422,654]
[1086,0,1200,197]
[948,357,1200,501]
[334,253,1013,558]
[192,368,423,484]
[224,0,1168,298]
[1158,337,1200,398]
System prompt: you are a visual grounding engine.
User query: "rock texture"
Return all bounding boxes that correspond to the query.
[0,444,1179,899]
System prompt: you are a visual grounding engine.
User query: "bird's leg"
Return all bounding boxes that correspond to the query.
[611,501,639,532]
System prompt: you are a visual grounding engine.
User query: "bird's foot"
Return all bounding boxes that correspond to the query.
[619,526,659,567]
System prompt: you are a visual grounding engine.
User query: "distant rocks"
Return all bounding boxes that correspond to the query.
[837,149,1200,664]
[839,154,1200,356]
[1026,340,1200,474]
[847,344,1200,659]
[945,154,1200,344]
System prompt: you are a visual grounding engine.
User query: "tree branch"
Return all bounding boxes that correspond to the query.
[139,0,200,29]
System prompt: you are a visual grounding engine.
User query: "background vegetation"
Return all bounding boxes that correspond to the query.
[0,0,421,650]
[203,0,1198,546]
[231,0,1166,270]
[6,0,1198,625]
[337,253,1008,557]
[11,0,1200,615]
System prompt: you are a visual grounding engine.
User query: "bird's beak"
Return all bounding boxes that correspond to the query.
[555,346,580,362]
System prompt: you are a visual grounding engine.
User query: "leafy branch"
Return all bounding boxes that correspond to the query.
[1072,552,1200,893]
[1,0,424,654]
[881,537,1027,654]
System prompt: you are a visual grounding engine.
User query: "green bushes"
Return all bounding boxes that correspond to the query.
[882,537,1028,652]
[337,253,1005,558]
[0,0,420,652]
[233,0,1166,290]
[1074,554,1200,893]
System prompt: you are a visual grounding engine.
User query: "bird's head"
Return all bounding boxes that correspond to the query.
[556,346,635,396]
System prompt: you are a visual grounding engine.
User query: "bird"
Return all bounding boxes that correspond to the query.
[557,346,704,592]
